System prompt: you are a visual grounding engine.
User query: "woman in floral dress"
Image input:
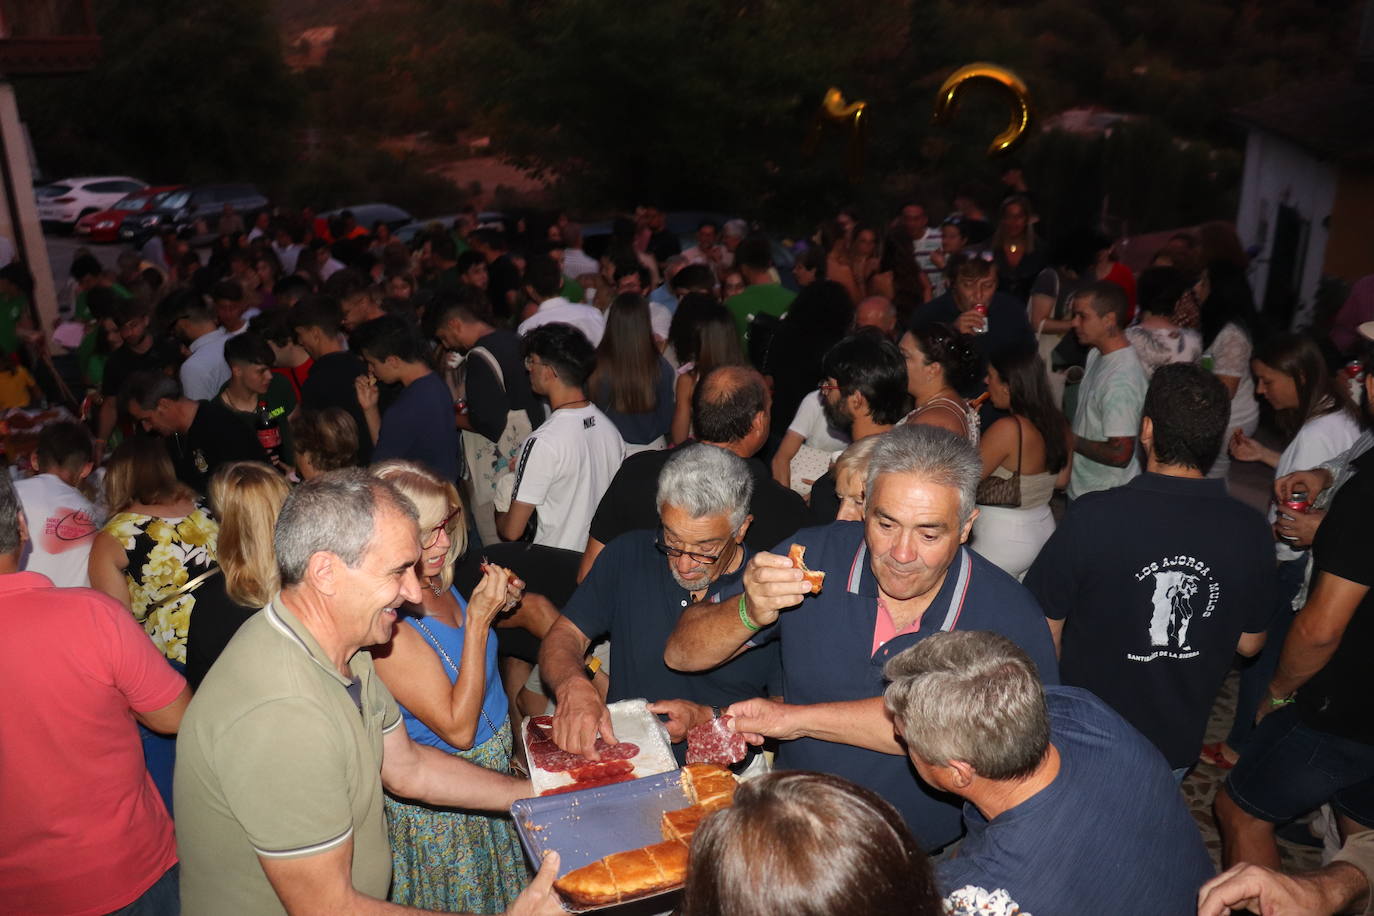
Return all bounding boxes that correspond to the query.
[89,437,218,664]
[87,437,218,812]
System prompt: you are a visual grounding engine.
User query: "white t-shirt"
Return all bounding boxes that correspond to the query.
[562,248,600,282]
[648,301,672,345]
[913,227,944,293]
[787,390,851,453]
[1205,322,1260,436]
[1069,345,1148,500]
[180,327,231,401]
[14,474,104,588]
[1272,408,1361,561]
[511,404,626,551]
[517,297,607,346]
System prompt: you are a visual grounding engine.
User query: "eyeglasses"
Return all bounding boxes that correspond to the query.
[523,355,543,369]
[423,504,463,549]
[818,384,842,394]
[653,527,739,566]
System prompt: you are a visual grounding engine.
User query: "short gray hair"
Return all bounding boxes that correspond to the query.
[656,443,754,530]
[275,468,418,587]
[864,424,981,524]
[0,472,20,556]
[883,631,1048,780]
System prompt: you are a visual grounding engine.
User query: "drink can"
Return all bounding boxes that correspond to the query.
[972,303,988,334]
[1279,489,1310,543]
[1283,490,1311,515]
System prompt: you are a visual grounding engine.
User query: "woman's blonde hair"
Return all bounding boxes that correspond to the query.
[833,434,883,489]
[371,459,466,592]
[104,437,193,514]
[209,462,291,608]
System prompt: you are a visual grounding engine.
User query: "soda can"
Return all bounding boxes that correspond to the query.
[972,303,989,334]
[1283,489,1311,514]
[1279,489,1310,543]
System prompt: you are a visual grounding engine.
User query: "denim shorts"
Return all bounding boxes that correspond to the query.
[1224,705,1374,827]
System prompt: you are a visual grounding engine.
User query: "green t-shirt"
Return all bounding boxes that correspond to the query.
[76,283,133,386]
[0,293,26,355]
[725,283,796,346]
[560,275,585,303]
[175,599,403,916]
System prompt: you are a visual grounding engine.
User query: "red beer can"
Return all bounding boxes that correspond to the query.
[972,303,989,334]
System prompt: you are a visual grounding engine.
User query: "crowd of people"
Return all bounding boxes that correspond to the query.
[3,191,1374,916]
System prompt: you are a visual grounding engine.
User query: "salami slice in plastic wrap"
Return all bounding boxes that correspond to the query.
[685,715,747,766]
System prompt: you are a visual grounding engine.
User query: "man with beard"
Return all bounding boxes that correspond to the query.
[805,330,913,522]
[664,425,1058,851]
[539,444,780,766]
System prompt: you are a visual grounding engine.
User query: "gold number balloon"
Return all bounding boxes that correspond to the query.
[931,63,1033,156]
[804,87,868,183]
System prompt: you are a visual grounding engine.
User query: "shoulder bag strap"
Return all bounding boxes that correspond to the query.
[467,346,506,393]
[144,566,221,613]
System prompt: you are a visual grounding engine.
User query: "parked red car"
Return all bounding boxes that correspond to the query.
[75,185,183,243]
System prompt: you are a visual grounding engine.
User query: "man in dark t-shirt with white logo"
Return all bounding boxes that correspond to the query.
[1026,363,1270,776]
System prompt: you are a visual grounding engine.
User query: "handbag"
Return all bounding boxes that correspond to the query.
[460,346,534,505]
[975,419,1022,508]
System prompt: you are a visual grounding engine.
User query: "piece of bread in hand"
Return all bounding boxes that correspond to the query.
[788,543,825,594]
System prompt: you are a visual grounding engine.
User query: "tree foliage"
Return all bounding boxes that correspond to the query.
[13,0,1364,232]
[16,0,298,185]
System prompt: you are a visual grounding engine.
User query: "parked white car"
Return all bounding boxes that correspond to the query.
[37,176,148,231]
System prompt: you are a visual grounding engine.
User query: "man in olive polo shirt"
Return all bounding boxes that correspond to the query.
[174,470,561,915]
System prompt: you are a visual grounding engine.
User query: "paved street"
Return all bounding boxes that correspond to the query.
[43,231,122,308]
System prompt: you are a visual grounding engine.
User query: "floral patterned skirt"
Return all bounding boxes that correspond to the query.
[384,721,529,913]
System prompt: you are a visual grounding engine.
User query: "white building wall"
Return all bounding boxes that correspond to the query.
[1235,128,1337,329]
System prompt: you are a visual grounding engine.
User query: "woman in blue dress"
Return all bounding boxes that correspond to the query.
[372,460,528,913]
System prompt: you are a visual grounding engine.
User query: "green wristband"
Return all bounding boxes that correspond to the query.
[738,594,761,633]
[1268,693,1295,709]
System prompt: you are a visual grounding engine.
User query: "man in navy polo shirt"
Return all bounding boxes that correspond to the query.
[884,631,1213,914]
[539,443,779,764]
[665,424,1057,849]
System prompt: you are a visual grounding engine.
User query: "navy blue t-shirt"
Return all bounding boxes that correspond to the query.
[909,291,1034,394]
[1025,473,1273,768]
[937,687,1214,915]
[373,371,460,482]
[754,521,1059,849]
[562,531,781,763]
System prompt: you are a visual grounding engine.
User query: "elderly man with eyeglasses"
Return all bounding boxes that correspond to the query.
[538,443,780,765]
[663,425,1059,853]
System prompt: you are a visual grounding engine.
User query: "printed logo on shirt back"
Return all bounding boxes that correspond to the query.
[1127,555,1220,663]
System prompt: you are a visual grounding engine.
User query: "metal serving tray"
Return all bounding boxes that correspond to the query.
[511,768,692,913]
